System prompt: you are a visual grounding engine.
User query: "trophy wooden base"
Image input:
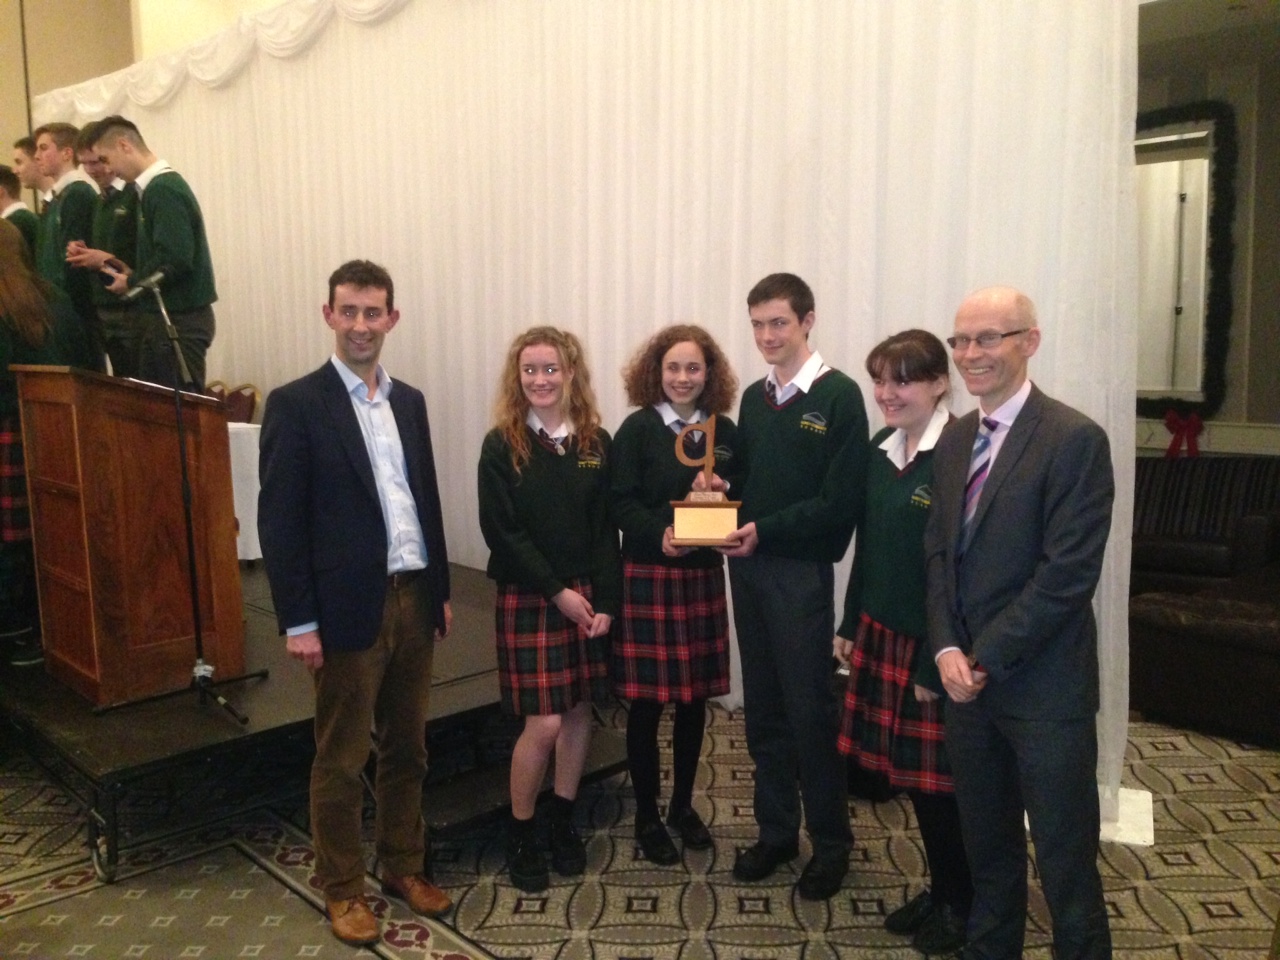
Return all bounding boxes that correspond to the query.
[671,496,742,547]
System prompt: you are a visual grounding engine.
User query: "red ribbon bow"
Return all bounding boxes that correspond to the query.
[1163,410,1203,458]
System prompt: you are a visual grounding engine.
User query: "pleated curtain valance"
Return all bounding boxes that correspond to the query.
[32,0,413,122]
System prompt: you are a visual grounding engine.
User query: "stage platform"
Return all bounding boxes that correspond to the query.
[0,562,625,880]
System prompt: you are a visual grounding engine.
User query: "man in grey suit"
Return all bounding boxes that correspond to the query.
[925,286,1114,960]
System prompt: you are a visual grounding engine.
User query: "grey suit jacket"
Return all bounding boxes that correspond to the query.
[924,384,1114,720]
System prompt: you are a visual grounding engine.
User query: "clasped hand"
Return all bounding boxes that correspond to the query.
[553,588,612,637]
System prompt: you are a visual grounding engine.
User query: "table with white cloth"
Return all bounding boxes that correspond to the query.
[227,422,261,560]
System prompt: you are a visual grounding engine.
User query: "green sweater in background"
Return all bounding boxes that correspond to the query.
[134,172,216,313]
[735,368,869,562]
[35,180,96,322]
[478,427,622,616]
[837,426,944,692]
[5,207,39,259]
[610,406,736,569]
[89,187,138,308]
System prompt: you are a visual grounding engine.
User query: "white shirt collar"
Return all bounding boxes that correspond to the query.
[766,350,830,399]
[52,167,97,196]
[878,404,950,470]
[330,355,391,401]
[654,402,705,427]
[980,378,1033,427]
[1,201,28,218]
[109,177,128,192]
[526,408,570,439]
[135,159,174,194]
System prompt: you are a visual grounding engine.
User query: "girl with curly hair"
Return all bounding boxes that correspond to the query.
[610,324,738,864]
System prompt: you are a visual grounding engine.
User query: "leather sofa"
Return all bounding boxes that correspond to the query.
[1129,568,1280,747]
[1131,455,1280,595]
[1129,455,1280,746]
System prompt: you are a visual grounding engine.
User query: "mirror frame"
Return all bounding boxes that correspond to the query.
[1135,100,1236,421]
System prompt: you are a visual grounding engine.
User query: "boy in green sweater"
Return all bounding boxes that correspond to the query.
[66,122,141,378]
[0,165,39,259]
[714,273,869,901]
[32,122,104,371]
[93,116,217,390]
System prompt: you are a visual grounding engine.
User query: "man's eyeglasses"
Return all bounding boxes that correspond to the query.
[946,329,1029,350]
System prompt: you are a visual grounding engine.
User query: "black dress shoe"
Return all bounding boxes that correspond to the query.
[796,852,849,900]
[635,819,680,865]
[666,807,712,850]
[884,888,935,934]
[912,902,967,955]
[732,840,800,882]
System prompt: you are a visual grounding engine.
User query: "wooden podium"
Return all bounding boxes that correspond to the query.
[13,366,245,707]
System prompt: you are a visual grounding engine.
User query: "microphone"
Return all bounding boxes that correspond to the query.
[122,271,165,302]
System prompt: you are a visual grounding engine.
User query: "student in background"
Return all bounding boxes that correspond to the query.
[0,219,94,668]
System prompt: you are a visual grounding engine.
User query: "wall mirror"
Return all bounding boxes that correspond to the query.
[1135,100,1236,420]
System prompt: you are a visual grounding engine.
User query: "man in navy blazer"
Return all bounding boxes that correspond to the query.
[925,287,1114,959]
[259,260,452,947]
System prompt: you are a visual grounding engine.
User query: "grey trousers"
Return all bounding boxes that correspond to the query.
[729,552,851,858]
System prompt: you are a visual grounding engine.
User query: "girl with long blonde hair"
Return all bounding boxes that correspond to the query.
[477,326,620,893]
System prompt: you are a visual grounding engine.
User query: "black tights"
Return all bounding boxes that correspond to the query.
[626,698,707,824]
[909,789,974,917]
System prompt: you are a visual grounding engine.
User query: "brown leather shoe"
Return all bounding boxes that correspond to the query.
[325,894,379,946]
[381,872,453,918]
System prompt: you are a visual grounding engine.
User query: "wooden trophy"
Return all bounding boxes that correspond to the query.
[670,415,741,546]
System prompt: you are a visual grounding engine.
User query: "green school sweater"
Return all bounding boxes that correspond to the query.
[609,406,736,569]
[35,180,96,322]
[735,368,869,562]
[89,187,138,308]
[837,427,943,692]
[478,426,622,616]
[133,172,217,312]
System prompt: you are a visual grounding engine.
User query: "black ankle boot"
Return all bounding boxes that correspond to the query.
[506,815,548,892]
[547,794,586,876]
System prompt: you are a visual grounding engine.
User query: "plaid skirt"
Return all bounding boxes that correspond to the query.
[0,415,31,544]
[837,612,954,795]
[613,561,730,702]
[495,577,611,716]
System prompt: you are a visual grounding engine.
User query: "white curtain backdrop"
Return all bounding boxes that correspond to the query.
[35,0,1137,819]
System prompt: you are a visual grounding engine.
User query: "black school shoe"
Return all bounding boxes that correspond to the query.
[796,851,850,900]
[912,902,967,955]
[884,888,936,934]
[732,840,800,882]
[635,819,680,865]
[506,831,548,892]
[666,807,712,849]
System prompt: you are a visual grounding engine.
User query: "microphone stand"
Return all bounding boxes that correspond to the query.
[95,280,268,722]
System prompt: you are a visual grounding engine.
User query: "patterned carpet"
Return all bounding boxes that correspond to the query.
[2,705,1278,959]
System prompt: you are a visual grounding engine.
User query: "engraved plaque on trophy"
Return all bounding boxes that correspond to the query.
[670,414,741,546]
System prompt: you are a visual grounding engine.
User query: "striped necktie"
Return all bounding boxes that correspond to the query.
[673,419,706,458]
[764,379,778,405]
[959,417,999,552]
[537,428,566,455]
